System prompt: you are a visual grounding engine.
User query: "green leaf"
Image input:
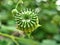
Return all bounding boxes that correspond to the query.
[41,39,57,45]
[17,38,40,45]
[53,34,60,42]
[43,23,58,34]
[31,27,45,40]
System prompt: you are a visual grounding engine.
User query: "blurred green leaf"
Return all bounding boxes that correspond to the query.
[43,23,58,34]
[31,27,45,40]
[41,39,57,45]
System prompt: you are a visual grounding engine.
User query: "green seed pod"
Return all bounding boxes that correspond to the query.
[13,9,40,33]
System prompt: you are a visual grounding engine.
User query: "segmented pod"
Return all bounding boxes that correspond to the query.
[13,9,40,33]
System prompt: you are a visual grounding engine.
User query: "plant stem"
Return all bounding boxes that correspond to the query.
[0,32,19,45]
[15,0,23,9]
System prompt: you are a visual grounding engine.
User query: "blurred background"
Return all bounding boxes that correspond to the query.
[0,0,60,45]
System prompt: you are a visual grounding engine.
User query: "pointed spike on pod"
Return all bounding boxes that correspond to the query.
[27,23,30,28]
[19,22,22,26]
[21,23,23,27]
[31,21,35,25]
[24,22,26,28]
[37,24,41,27]
[30,22,33,28]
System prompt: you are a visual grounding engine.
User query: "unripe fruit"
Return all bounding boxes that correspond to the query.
[13,9,40,34]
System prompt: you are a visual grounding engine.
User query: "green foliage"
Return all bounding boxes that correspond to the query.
[31,27,45,40]
[41,39,57,45]
[18,38,40,45]
[51,15,60,25]
[53,34,60,42]
[0,0,60,45]
[0,38,14,45]
[0,37,40,45]
[42,23,58,34]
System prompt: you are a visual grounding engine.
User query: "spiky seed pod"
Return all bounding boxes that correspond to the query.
[13,9,40,33]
